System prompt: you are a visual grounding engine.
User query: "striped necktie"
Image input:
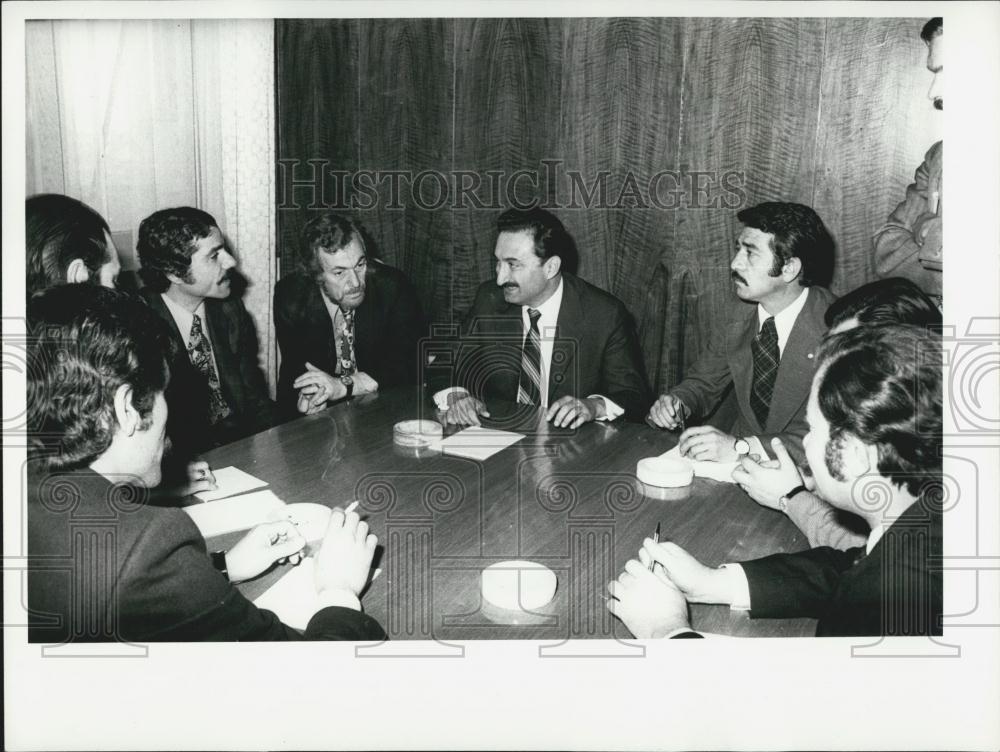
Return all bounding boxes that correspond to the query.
[750,316,779,428]
[516,308,543,405]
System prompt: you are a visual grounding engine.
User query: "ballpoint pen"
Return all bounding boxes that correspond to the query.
[648,522,660,571]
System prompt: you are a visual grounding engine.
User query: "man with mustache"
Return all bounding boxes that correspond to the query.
[274,213,426,415]
[138,207,277,450]
[648,202,836,465]
[435,207,650,428]
[873,17,943,303]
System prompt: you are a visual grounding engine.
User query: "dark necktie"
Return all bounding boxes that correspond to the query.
[517,308,543,405]
[188,313,231,425]
[750,316,779,428]
[337,308,357,376]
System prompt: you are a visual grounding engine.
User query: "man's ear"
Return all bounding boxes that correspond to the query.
[543,254,562,280]
[112,384,140,437]
[781,256,802,283]
[841,433,874,479]
[65,258,90,285]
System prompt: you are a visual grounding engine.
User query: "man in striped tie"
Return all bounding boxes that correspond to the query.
[647,202,836,465]
[435,208,650,428]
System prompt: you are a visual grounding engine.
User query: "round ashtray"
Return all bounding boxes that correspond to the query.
[393,419,444,448]
[636,456,694,488]
[481,560,557,611]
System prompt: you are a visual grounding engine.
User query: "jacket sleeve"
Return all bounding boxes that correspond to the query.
[119,509,386,641]
[669,326,734,422]
[599,301,652,420]
[872,142,942,291]
[273,281,309,411]
[233,299,278,430]
[739,545,863,620]
[785,492,869,551]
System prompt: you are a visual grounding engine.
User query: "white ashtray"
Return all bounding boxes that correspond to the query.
[267,503,331,543]
[481,560,557,610]
[636,456,694,488]
[393,419,444,448]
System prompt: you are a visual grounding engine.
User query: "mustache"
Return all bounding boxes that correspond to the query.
[730,271,747,285]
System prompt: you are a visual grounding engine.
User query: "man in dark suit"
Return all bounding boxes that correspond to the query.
[136,207,276,452]
[435,207,650,428]
[27,285,386,642]
[648,202,836,464]
[274,213,425,415]
[608,324,942,638]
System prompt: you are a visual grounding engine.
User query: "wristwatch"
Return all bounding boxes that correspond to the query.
[339,374,354,399]
[733,438,751,456]
[778,484,808,513]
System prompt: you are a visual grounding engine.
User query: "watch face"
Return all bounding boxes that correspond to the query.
[341,375,354,387]
[735,439,750,455]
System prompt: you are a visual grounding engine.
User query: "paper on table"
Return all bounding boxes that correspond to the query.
[432,426,525,461]
[661,445,738,484]
[194,466,268,502]
[253,558,319,631]
[184,489,286,538]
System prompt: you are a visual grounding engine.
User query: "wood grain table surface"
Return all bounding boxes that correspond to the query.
[201,386,817,640]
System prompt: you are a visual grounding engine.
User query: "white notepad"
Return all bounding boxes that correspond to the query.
[661,445,738,484]
[184,489,287,538]
[432,426,525,461]
[194,466,268,502]
[253,558,319,631]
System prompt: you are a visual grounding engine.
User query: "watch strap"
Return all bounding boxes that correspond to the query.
[778,484,808,512]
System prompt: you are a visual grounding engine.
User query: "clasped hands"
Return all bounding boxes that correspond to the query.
[294,362,379,414]
[606,537,733,638]
[441,392,603,429]
[223,506,378,600]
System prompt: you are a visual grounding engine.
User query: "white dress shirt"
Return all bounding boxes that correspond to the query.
[160,294,220,373]
[434,278,623,419]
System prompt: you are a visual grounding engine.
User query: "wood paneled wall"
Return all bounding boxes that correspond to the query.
[276,17,940,391]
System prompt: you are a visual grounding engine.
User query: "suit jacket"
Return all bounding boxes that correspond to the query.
[27,466,387,642]
[142,289,277,453]
[444,274,651,419]
[740,497,942,636]
[670,286,836,462]
[274,263,426,412]
[873,141,943,298]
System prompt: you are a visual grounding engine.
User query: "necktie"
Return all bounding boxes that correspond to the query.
[517,308,543,405]
[188,313,231,424]
[337,308,357,376]
[750,316,779,428]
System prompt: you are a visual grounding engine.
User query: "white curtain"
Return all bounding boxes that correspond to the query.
[25,19,279,395]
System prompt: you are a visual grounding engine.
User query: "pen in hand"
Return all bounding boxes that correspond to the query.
[648,522,660,572]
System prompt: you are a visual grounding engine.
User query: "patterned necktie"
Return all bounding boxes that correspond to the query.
[517,308,543,405]
[750,316,779,428]
[188,313,231,424]
[338,308,357,376]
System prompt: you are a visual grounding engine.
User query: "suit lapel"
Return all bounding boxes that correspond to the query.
[729,308,761,433]
[306,284,338,370]
[204,299,239,407]
[145,292,186,351]
[766,288,821,432]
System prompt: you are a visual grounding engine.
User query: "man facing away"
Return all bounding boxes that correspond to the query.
[434,207,650,429]
[873,17,943,303]
[27,285,386,642]
[648,201,836,465]
[274,212,426,415]
[136,207,276,452]
[608,324,942,638]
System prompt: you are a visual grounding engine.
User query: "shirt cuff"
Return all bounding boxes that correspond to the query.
[433,386,469,411]
[720,563,752,611]
[745,436,768,460]
[587,395,624,421]
[315,588,362,612]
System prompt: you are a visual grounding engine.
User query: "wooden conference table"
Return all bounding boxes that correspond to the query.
[203,386,817,640]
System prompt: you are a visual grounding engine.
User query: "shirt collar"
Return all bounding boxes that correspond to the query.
[757,286,810,355]
[160,293,206,343]
[866,523,886,556]
[522,276,564,334]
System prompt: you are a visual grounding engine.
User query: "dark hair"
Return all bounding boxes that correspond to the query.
[26,194,113,297]
[825,277,942,331]
[27,286,172,471]
[815,324,942,497]
[496,207,579,275]
[299,212,367,276]
[921,17,942,43]
[736,202,835,287]
[137,207,219,293]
